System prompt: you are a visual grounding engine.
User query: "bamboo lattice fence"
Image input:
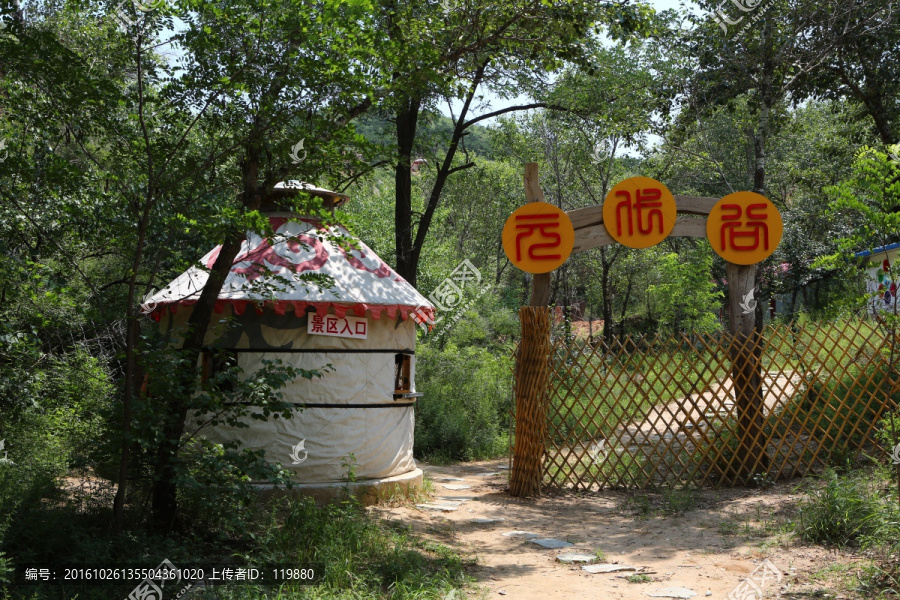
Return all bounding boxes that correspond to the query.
[511,320,900,490]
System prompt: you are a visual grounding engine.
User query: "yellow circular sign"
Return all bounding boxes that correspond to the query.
[706,191,783,265]
[602,177,677,249]
[502,202,575,274]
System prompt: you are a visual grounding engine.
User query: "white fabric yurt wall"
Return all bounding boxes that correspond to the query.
[148,197,433,483]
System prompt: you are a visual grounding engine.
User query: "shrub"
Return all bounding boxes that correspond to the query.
[253,497,470,597]
[797,468,882,546]
[413,291,516,462]
[0,346,114,552]
[414,342,512,462]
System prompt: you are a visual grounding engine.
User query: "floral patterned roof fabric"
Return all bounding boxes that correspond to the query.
[147,214,434,322]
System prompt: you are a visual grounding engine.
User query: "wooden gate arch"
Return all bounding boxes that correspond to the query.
[509,163,769,497]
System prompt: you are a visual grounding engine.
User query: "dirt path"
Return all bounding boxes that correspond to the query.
[370,460,864,599]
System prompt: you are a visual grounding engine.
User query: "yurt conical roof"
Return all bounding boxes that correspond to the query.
[147,182,434,323]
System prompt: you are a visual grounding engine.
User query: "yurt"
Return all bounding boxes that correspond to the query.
[146,182,434,501]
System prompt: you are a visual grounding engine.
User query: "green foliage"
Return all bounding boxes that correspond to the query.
[250,498,471,598]
[414,342,512,462]
[618,489,697,519]
[341,453,359,484]
[0,415,67,550]
[0,332,115,554]
[816,144,900,315]
[797,468,885,547]
[128,332,332,530]
[646,246,723,333]
[176,439,295,537]
[2,0,900,590]
[414,296,516,462]
[660,488,698,515]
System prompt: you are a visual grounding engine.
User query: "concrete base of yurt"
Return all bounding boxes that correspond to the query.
[254,468,424,507]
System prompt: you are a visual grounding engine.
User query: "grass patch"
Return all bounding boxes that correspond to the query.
[717,503,795,541]
[619,488,699,519]
[2,494,472,599]
[627,574,651,583]
[796,468,884,547]
[661,488,698,515]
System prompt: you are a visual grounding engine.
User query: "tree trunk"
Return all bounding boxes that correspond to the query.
[396,64,486,288]
[730,22,773,481]
[619,274,634,338]
[395,96,421,286]
[114,192,153,531]
[151,141,264,530]
[788,284,799,319]
[599,248,615,344]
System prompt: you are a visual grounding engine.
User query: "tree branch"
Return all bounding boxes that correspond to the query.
[463,102,571,129]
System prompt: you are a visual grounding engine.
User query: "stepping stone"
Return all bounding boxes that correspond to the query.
[556,553,596,564]
[646,588,698,599]
[474,472,500,477]
[582,564,640,574]
[437,496,474,502]
[441,483,473,490]
[434,476,465,482]
[470,517,506,524]
[529,538,573,549]
[497,465,510,470]
[416,503,461,512]
[502,531,539,538]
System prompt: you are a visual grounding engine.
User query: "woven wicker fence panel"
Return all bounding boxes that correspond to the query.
[511,320,899,490]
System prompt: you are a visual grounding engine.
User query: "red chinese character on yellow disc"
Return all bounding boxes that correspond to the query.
[502,202,575,274]
[602,177,677,248]
[706,191,783,265]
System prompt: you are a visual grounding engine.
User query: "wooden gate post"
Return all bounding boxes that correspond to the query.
[510,306,551,496]
[726,262,769,480]
[510,163,552,497]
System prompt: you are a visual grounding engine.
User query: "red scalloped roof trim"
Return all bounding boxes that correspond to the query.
[149,300,434,324]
